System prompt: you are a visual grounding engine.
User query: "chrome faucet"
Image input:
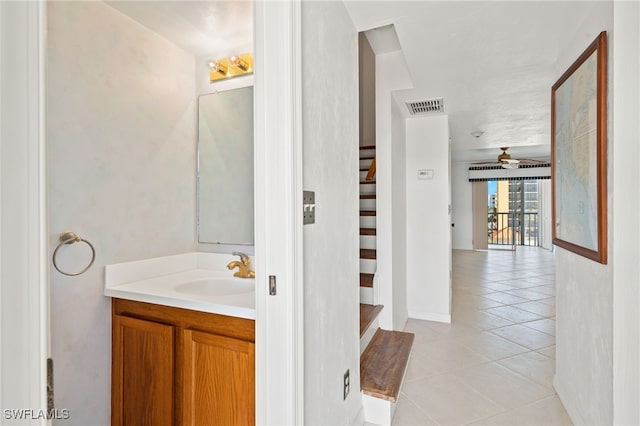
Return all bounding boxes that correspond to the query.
[227,252,255,278]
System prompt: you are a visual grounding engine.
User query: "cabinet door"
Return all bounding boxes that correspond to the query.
[112,315,174,426]
[180,330,255,426]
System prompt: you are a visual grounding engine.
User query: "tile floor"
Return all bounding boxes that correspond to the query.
[394,247,572,425]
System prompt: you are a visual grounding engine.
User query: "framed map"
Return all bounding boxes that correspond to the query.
[551,31,607,264]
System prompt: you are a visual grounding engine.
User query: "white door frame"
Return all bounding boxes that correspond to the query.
[254,1,304,424]
[1,0,304,424]
[0,1,49,424]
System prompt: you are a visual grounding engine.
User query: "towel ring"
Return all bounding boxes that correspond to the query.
[52,231,96,276]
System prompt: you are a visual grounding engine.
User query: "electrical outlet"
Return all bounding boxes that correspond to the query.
[343,369,350,400]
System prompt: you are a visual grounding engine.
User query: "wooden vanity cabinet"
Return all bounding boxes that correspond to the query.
[111,298,255,426]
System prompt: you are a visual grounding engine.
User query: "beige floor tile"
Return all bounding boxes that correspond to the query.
[483,292,530,305]
[513,300,556,317]
[391,396,438,425]
[469,396,572,425]
[528,284,556,296]
[457,332,530,360]
[394,248,564,425]
[483,305,544,323]
[402,374,504,425]
[454,310,515,331]
[498,351,556,389]
[523,318,556,336]
[452,362,554,409]
[504,288,550,301]
[538,296,556,307]
[405,340,490,380]
[537,345,556,359]
[489,324,556,350]
[482,282,520,292]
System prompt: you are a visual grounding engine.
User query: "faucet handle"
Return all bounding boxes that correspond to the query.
[232,251,250,265]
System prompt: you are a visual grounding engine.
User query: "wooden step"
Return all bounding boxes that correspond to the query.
[360,144,376,150]
[360,249,376,260]
[360,304,383,337]
[360,180,376,185]
[360,228,376,236]
[360,273,374,288]
[360,194,376,199]
[361,329,415,403]
[360,210,376,217]
[360,155,375,161]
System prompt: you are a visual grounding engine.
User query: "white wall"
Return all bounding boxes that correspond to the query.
[553,3,613,425]
[405,115,451,323]
[612,1,640,424]
[451,161,473,250]
[47,3,196,423]
[375,51,412,329]
[301,1,362,424]
[390,101,408,331]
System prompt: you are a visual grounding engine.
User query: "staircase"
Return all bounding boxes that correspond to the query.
[359,145,377,305]
[359,145,414,425]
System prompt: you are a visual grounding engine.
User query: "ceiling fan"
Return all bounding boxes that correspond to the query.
[472,147,546,169]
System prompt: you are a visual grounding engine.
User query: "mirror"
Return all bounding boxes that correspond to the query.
[197,86,254,245]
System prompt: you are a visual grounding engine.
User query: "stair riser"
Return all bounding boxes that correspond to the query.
[360,216,376,228]
[359,170,375,181]
[359,148,375,157]
[360,185,376,195]
[360,235,376,250]
[360,199,376,210]
[360,286,374,305]
[359,158,375,168]
[362,395,397,426]
[360,315,379,355]
[360,258,376,274]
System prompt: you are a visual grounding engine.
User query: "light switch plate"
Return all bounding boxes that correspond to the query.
[303,191,315,225]
[418,169,434,180]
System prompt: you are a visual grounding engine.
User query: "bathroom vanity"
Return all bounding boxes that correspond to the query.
[105,253,255,426]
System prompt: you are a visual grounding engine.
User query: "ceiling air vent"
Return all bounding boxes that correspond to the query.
[405,97,445,115]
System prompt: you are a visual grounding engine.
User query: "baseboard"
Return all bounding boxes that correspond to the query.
[553,373,586,425]
[352,404,365,426]
[407,311,451,324]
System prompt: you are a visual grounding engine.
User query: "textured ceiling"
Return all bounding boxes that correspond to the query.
[107,0,609,163]
[344,1,608,162]
[106,1,253,58]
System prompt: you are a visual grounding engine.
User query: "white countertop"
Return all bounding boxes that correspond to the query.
[104,252,256,320]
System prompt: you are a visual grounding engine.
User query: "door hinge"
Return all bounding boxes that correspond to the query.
[47,358,54,411]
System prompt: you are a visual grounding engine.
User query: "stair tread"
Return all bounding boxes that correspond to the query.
[360,249,376,259]
[360,155,375,160]
[360,180,376,185]
[360,273,374,288]
[360,210,376,217]
[360,194,376,199]
[360,228,376,236]
[361,329,415,403]
[359,144,376,150]
[360,304,384,337]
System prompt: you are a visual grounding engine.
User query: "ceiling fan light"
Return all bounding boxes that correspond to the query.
[501,162,519,169]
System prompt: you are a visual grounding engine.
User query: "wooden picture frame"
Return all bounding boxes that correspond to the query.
[551,31,607,264]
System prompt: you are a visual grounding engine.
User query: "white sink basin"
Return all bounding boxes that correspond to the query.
[174,278,254,297]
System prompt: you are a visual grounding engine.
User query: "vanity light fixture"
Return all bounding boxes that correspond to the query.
[230,55,250,72]
[209,60,228,76]
[209,53,253,82]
